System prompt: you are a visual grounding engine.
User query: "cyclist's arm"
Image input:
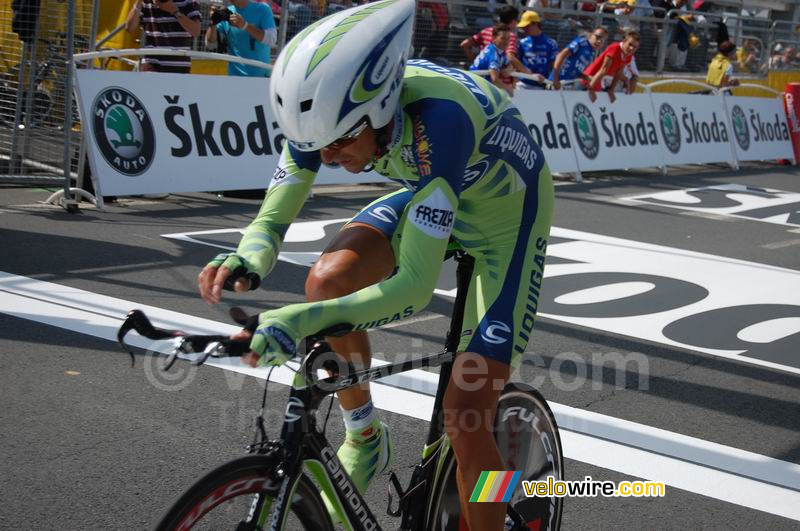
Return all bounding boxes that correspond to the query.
[236,144,320,279]
[269,101,475,338]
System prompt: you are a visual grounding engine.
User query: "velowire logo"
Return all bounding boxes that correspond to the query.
[659,103,681,154]
[92,87,155,176]
[572,103,599,159]
[731,105,750,151]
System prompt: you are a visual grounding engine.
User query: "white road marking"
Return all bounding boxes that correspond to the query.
[761,238,800,250]
[162,223,800,376]
[680,211,740,222]
[2,271,800,520]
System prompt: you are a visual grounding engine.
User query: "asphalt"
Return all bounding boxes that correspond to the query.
[1,162,799,530]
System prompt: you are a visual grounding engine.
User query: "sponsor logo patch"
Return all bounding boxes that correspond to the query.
[410,188,454,239]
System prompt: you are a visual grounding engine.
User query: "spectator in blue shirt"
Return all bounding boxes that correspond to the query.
[516,10,559,89]
[550,26,608,89]
[469,23,514,96]
[205,0,277,77]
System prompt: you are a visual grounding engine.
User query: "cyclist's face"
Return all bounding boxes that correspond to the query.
[319,123,377,173]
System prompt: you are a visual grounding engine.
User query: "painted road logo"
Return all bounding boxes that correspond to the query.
[92,87,155,176]
[572,103,599,159]
[731,105,750,151]
[659,103,681,154]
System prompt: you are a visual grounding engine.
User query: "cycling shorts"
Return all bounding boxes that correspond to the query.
[347,168,554,368]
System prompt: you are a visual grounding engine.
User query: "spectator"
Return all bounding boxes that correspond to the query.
[736,38,759,74]
[516,10,559,89]
[706,40,738,88]
[768,44,786,70]
[206,0,277,77]
[551,26,608,89]
[469,23,515,96]
[666,0,694,69]
[613,0,637,32]
[582,28,640,102]
[418,1,449,60]
[460,5,520,63]
[125,0,201,73]
[460,5,529,86]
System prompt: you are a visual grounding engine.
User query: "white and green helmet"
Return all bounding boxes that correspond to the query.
[269,0,415,151]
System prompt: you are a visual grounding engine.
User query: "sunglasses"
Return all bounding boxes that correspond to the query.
[324,118,369,150]
[290,117,368,152]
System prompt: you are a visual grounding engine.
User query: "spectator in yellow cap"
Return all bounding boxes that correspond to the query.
[516,10,559,88]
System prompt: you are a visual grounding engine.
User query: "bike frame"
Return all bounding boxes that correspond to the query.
[262,252,475,531]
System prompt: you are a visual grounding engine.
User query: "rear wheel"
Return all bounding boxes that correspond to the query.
[427,382,564,531]
[155,454,334,531]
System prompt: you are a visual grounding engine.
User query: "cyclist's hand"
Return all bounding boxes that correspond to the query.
[248,313,299,367]
[198,253,260,305]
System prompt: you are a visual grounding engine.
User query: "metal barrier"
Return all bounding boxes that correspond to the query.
[0,0,93,203]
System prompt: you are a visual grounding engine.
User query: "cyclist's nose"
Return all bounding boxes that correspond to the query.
[320,147,341,165]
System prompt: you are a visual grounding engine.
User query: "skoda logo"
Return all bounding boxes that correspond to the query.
[659,103,681,154]
[572,103,599,159]
[731,105,750,151]
[92,87,155,176]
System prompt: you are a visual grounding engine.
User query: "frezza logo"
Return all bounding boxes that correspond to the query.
[92,87,155,176]
[659,103,681,154]
[572,103,599,159]
[731,105,750,151]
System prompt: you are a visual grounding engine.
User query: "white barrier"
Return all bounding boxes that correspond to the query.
[74,56,794,199]
[74,69,388,197]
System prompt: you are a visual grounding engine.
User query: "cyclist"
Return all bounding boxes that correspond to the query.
[197,0,554,528]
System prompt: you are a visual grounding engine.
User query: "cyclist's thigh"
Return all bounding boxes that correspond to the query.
[307,189,413,292]
[457,167,555,369]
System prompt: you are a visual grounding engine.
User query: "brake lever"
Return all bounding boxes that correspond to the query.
[117,309,185,367]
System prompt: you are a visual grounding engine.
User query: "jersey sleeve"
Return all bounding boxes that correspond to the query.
[235,143,320,278]
[566,37,580,55]
[268,100,476,339]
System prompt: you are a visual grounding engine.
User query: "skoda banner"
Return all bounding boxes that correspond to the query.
[723,96,794,163]
[650,94,734,166]
[75,70,387,196]
[511,90,577,174]
[560,91,663,172]
[77,70,796,196]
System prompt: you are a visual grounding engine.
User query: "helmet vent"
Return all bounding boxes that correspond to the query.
[276,94,283,107]
[300,99,313,112]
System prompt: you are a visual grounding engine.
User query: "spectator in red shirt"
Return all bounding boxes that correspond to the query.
[460,5,531,83]
[582,29,640,103]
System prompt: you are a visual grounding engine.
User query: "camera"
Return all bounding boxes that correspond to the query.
[211,8,231,25]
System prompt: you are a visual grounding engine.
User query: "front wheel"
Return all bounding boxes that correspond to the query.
[155,454,334,531]
[427,382,564,531]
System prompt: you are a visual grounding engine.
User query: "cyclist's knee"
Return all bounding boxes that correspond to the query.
[305,261,358,302]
